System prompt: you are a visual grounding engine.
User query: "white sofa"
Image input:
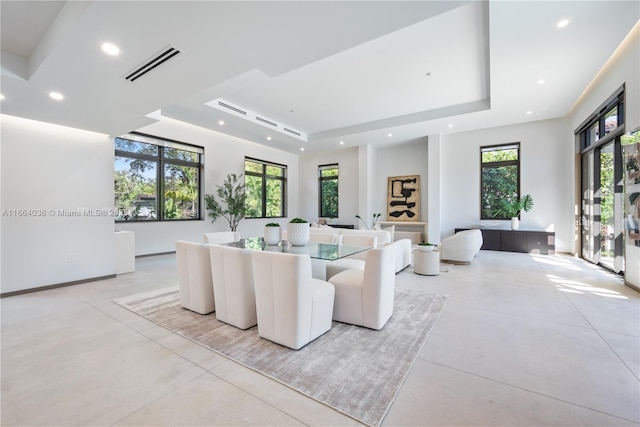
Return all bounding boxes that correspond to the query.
[309,226,410,273]
[203,231,241,244]
[439,229,483,264]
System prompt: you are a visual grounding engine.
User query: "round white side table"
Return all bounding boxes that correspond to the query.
[414,250,440,276]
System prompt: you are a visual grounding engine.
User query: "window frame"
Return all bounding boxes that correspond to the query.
[480,142,521,220]
[318,163,339,218]
[114,132,203,222]
[244,156,287,219]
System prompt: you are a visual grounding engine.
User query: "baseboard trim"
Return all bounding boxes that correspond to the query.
[136,251,176,258]
[0,274,116,298]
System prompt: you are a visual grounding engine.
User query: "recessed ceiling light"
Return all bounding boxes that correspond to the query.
[0,94,4,100]
[557,19,569,28]
[339,141,344,145]
[218,120,224,126]
[448,124,453,128]
[526,111,533,115]
[537,79,545,85]
[387,133,393,138]
[300,147,305,152]
[267,136,272,141]
[49,92,64,101]
[101,42,120,56]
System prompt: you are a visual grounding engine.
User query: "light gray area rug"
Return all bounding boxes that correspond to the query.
[114,287,448,426]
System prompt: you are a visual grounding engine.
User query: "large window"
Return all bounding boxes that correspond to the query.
[319,164,339,218]
[480,143,520,219]
[244,157,286,218]
[115,133,203,221]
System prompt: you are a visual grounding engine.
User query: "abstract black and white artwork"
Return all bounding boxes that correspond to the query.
[387,175,420,221]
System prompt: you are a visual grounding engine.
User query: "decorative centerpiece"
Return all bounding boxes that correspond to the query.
[496,194,534,230]
[287,217,310,246]
[417,242,436,252]
[264,222,281,245]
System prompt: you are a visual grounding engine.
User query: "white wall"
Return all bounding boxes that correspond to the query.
[1,115,116,293]
[299,146,358,226]
[374,139,429,223]
[120,117,300,255]
[440,118,573,253]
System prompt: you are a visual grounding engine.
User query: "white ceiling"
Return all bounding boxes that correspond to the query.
[1,1,638,153]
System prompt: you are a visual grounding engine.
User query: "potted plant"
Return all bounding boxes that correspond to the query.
[496,194,534,230]
[288,217,309,246]
[204,173,246,232]
[264,222,281,245]
[417,242,436,252]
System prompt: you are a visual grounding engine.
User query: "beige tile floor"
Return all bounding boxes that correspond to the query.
[1,251,639,426]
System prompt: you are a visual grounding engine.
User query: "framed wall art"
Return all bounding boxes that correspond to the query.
[387,175,420,221]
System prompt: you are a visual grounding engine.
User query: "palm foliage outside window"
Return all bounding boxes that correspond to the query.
[115,133,202,221]
[480,143,520,219]
[244,157,286,218]
[319,164,339,218]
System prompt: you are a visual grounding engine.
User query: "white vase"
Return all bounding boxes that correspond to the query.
[287,223,310,246]
[264,226,281,245]
[511,217,520,230]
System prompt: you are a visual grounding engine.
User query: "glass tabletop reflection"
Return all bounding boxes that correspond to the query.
[223,237,370,261]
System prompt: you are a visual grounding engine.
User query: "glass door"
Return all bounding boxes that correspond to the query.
[582,151,596,262]
[581,141,624,272]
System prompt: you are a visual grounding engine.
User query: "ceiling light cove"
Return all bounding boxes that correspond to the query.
[49,92,64,101]
[101,42,120,56]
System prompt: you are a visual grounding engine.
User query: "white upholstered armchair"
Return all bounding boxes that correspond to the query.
[209,245,256,330]
[251,251,335,350]
[328,243,396,330]
[175,240,215,315]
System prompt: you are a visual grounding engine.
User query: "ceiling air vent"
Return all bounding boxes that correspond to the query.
[124,46,181,82]
[205,98,308,142]
[283,127,301,137]
[256,116,278,127]
[218,101,247,116]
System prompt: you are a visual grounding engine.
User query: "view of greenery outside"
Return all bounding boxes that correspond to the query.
[319,164,338,218]
[244,158,286,218]
[481,144,520,219]
[600,146,614,257]
[114,136,202,221]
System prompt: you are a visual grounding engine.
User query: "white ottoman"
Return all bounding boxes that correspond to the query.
[414,250,440,276]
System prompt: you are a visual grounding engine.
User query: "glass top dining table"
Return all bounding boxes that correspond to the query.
[223,237,370,261]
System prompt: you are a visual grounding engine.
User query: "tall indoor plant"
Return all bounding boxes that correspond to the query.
[205,173,246,232]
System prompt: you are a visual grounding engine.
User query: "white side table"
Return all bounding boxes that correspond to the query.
[414,249,439,276]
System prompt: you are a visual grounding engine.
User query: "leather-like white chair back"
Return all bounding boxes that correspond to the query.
[251,251,334,349]
[209,245,256,329]
[175,240,215,314]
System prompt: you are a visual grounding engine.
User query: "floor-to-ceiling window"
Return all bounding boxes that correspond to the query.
[576,86,625,273]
